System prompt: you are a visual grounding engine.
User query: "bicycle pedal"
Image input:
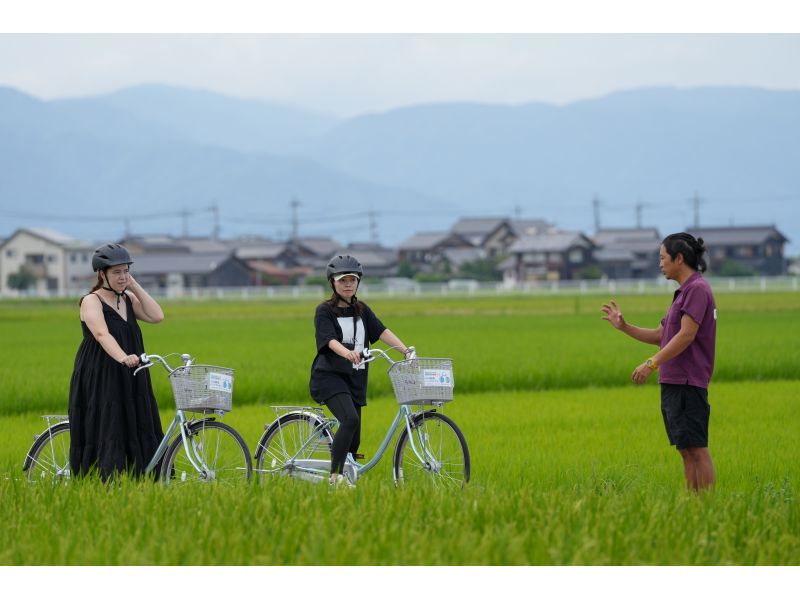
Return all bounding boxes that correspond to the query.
[353,453,365,460]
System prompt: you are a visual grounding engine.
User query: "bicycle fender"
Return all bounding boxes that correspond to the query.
[22,422,71,471]
[254,411,330,460]
[408,409,438,429]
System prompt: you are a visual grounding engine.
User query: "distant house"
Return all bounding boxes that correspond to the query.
[450,217,516,258]
[120,235,231,255]
[336,243,399,279]
[234,242,301,270]
[121,235,343,287]
[244,261,311,286]
[398,231,473,273]
[228,243,310,285]
[398,217,560,278]
[593,228,661,279]
[440,247,487,271]
[0,228,93,295]
[130,252,232,293]
[226,238,345,285]
[272,236,343,274]
[509,219,555,238]
[292,237,343,260]
[687,226,789,275]
[502,230,596,282]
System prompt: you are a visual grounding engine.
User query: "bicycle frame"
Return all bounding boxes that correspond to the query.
[263,347,445,482]
[137,353,229,477]
[26,351,245,482]
[144,408,206,474]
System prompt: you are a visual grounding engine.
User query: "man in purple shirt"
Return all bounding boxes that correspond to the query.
[602,233,717,492]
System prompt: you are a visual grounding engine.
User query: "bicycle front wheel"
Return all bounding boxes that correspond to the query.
[255,412,333,483]
[24,422,71,483]
[393,411,470,488]
[162,420,252,484]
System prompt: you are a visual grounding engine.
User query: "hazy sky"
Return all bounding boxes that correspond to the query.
[1,34,799,116]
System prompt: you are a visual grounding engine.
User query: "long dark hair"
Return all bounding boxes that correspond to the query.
[79,272,105,306]
[324,280,363,346]
[325,287,363,319]
[662,232,708,273]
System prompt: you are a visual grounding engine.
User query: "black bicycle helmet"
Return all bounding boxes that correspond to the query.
[326,255,363,281]
[92,243,133,272]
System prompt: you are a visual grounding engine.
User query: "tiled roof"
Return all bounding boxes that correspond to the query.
[130,252,230,275]
[295,237,343,257]
[25,228,91,249]
[508,231,592,253]
[687,226,788,246]
[451,217,507,235]
[235,243,287,260]
[593,228,660,245]
[399,231,451,250]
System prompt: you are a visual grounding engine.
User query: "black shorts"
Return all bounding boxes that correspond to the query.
[660,384,710,450]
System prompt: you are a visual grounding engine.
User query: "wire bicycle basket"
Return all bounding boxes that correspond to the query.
[387,358,454,405]
[169,365,234,413]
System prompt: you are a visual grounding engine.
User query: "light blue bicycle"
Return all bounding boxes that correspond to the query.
[23,352,252,484]
[253,347,470,488]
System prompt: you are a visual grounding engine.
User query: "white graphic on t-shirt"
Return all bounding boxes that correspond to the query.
[338,317,366,370]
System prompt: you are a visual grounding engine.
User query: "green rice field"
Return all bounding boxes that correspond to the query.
[1,291,798,565]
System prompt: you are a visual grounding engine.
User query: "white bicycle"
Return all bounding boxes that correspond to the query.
[253,347,470,488]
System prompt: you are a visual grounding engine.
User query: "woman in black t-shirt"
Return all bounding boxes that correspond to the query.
[309,255,412,487]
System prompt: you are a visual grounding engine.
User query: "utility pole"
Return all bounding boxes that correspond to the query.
[592,194,602,233]
[289,196,301,241]
[368,208,379,244]
[634,197,649,229]
[209,203,220,240]
[123,218,131,239]
[180,209,190,238]
[691,191,703,228]
[513,204,522,220]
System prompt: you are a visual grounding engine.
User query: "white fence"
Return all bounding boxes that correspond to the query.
[2,275,799,301]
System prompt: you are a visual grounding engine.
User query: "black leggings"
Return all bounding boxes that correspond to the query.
[324,392,362,475]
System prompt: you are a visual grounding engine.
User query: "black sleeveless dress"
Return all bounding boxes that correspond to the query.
[68,294,164,479]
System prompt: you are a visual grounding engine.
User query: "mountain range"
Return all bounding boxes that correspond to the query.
[0,83,798,250]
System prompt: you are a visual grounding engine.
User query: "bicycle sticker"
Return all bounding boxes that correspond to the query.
[208,372,233,393]
[422,369,453,387]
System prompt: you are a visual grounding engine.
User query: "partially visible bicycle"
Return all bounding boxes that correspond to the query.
[254,347,470,488]
[23,352,252,484]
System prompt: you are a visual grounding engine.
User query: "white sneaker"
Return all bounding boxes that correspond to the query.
[329,473,355,489]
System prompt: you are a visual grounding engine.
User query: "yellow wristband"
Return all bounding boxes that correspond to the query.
[646,357,658,370]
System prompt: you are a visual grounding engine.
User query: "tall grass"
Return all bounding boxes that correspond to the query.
[1,292,799,415]
[2,293,798,565]
[2,380,798,565]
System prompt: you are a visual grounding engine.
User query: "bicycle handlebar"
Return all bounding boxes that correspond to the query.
[360,346,416,366]
[133,353,193,376]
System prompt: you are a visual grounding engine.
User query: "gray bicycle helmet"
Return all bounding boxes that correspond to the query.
[92,243,133,272]
[326,255,363,281]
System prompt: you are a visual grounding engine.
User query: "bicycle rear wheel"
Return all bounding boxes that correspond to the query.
[255,412,334,483]
[393,411,470,488]
[162,420,252,484]
[24,423,71,484]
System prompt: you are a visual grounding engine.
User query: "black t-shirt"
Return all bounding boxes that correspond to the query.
[309,301,386,405]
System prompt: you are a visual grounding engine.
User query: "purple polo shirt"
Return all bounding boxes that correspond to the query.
[659,272,717,389]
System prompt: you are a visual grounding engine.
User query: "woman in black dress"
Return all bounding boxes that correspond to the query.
[309,255,412,487]
[68,244,165,480]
